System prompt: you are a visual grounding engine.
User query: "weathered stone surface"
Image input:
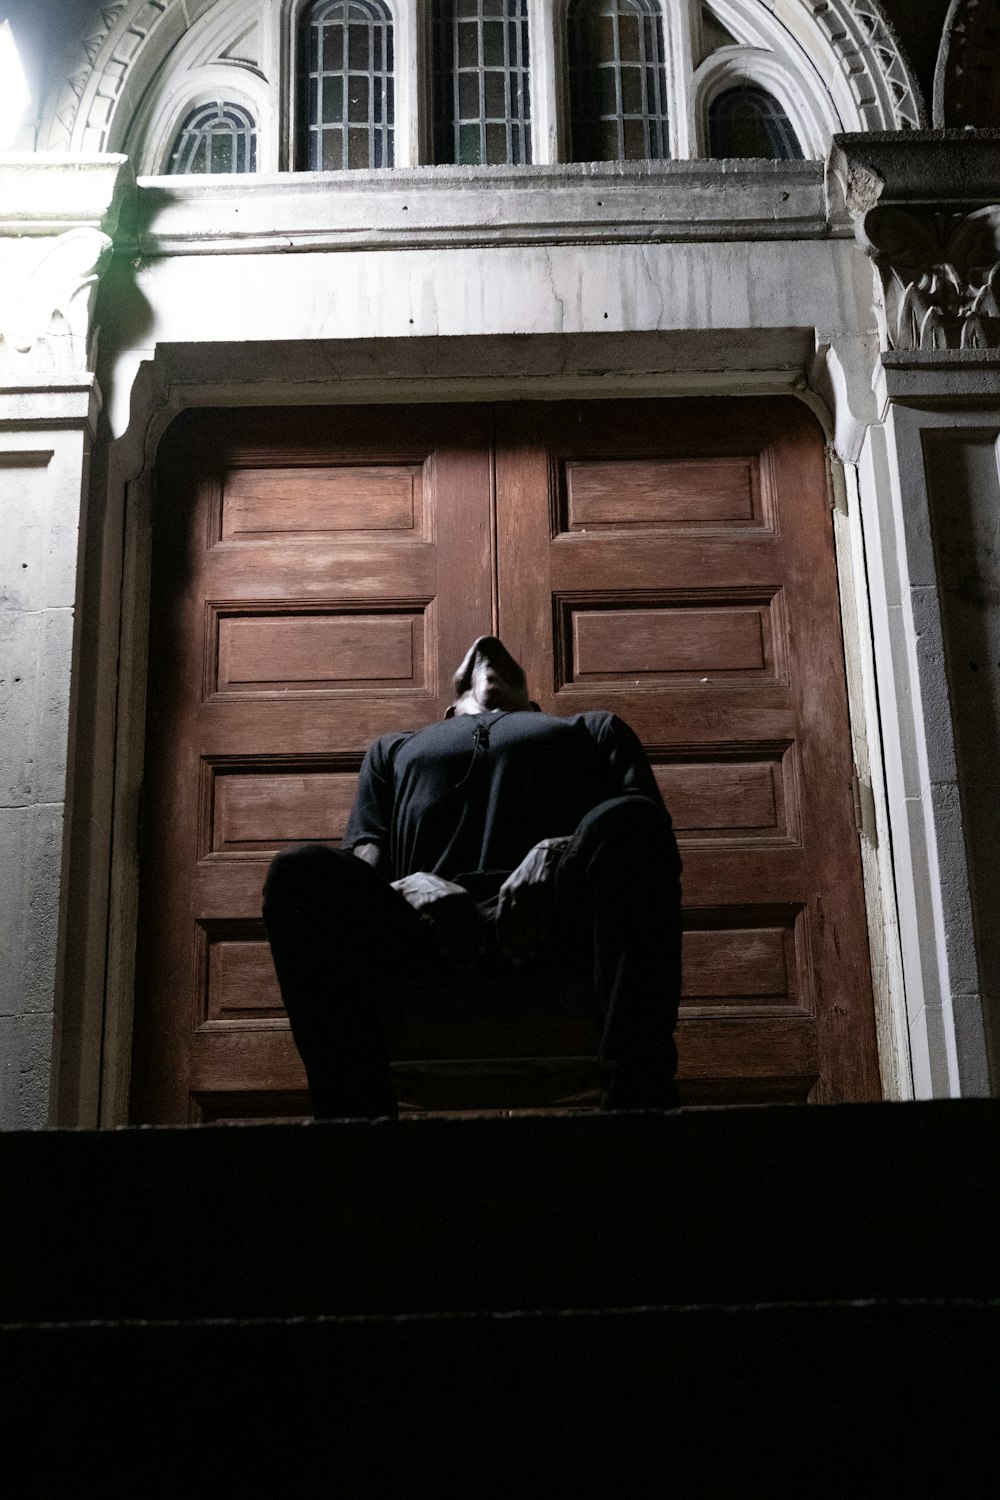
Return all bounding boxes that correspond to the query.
[831,132,1000,351]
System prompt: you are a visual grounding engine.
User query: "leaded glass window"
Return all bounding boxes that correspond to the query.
[568,0,669,163]
[708,84,803,160]
[166,101,257,174]
[299,0,394,170]
[432,0,531,166]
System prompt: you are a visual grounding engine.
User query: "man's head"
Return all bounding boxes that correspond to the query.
[448,636,535,717]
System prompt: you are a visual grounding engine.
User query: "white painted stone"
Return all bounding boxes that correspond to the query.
[906,585,958,791]
[952,995,992,1097]
[907,1003,955,1100]
[926,780,980,999]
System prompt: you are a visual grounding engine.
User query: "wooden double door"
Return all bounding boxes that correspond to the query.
[131,398,881,1122]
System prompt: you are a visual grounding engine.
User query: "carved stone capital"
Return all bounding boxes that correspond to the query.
[862,204,1000,352]
[0,153,132,378]
[0,228,113,367]
[829,132,1000,353]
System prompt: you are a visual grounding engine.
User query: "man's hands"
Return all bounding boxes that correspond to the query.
[392,838,571,970]
[391,872,486,970]
[496,837,570,966]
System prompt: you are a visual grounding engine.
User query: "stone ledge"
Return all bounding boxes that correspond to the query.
[130,159,836,256]
[829,130,1000,214]
[0,153,132,237]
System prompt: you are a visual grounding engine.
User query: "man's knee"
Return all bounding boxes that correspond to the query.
[573,796,681,879]
[262,842,355,907]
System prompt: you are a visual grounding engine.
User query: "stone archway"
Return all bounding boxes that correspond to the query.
[934,0,1000,127]
[40,0,925,160]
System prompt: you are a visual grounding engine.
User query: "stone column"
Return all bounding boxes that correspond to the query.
[830,131,1000,1097]
[0,154,130,1127]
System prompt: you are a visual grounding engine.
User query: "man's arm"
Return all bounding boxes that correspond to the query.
[600,714,666,807]
[345,738,484,966]
[389,871,486,970]
[494,836,569,965]
[495,714,670,964]
[351,841,383,870]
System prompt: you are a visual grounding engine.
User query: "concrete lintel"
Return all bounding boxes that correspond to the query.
[881,354,1000,406]
[0,153,133,238]
[130,160,835,257]
[0,379,102,430]
[829,130,1000,215]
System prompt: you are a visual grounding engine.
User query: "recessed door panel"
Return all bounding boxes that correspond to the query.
[132,398,880,1121]
[495,398,879,1105]
[132,405,494,1122]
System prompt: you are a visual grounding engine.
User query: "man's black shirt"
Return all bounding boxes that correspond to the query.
[343,709,665,884]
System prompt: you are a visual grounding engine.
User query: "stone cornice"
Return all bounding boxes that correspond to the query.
[0,153,133,236]
[829,132,1000,354]
[129,159,837,257]
[0,154,133,376]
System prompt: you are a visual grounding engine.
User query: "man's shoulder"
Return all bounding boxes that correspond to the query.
[575,709,626,737]
[363,729,417,764]
[516,708,626,738]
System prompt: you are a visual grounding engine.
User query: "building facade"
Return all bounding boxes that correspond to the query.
[1,0,998,1125]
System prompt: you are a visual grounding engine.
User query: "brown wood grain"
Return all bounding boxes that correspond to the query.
[221,464,421,540]
[495,397,879,1106]
[132,397,880,1122]
[570,602,769,678]
[564,456,758,530]
[217,611,420,691]
[653,758,783,837]
[131,405,494,1123]
[212,767,358,851]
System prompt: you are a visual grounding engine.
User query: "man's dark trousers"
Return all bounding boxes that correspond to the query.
[262,795,682,1118]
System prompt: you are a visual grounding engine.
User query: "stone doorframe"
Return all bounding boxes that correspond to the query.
[13,138,997,1127]
[61,325,918,1127]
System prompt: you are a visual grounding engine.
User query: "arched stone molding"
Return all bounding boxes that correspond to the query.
[780,2,923,131]
[692,47,836,159]
[122,0,273,173]
[39,0,924,163]
[128,69,272,176]
[933,0,1000,129]
[40,1,211,154]
[701,1,922,142]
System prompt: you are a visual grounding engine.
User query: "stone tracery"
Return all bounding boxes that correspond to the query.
[40,0,927,162]
[864,205,1000,351]
[934,0,1000,128]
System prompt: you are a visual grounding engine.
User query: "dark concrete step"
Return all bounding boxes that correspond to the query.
[3,1300,999,1494]
[3,1101,998,1325]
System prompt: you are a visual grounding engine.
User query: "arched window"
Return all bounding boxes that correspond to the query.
[432,0,531,166]
[166,100,257,174]
[708,83,803,159]
[298,0,394,170]
[568,0,669,163]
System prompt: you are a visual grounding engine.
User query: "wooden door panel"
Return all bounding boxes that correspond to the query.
[654,753,794,841]
[132,406,494,1123]
[562,455,764,530]
[133,397,880,1121]
[216,609,427,693]
[495,397,880,1105]
[220,463,426,539]
[549,536,784,589]
[208,763,359,852]
[567,599,780,680]
[204,545,438,600]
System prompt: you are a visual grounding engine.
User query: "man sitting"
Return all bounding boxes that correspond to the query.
[263,636,682,1118]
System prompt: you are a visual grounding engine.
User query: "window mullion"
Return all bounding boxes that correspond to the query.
[528,0,559,163]
[668,0,698,158]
